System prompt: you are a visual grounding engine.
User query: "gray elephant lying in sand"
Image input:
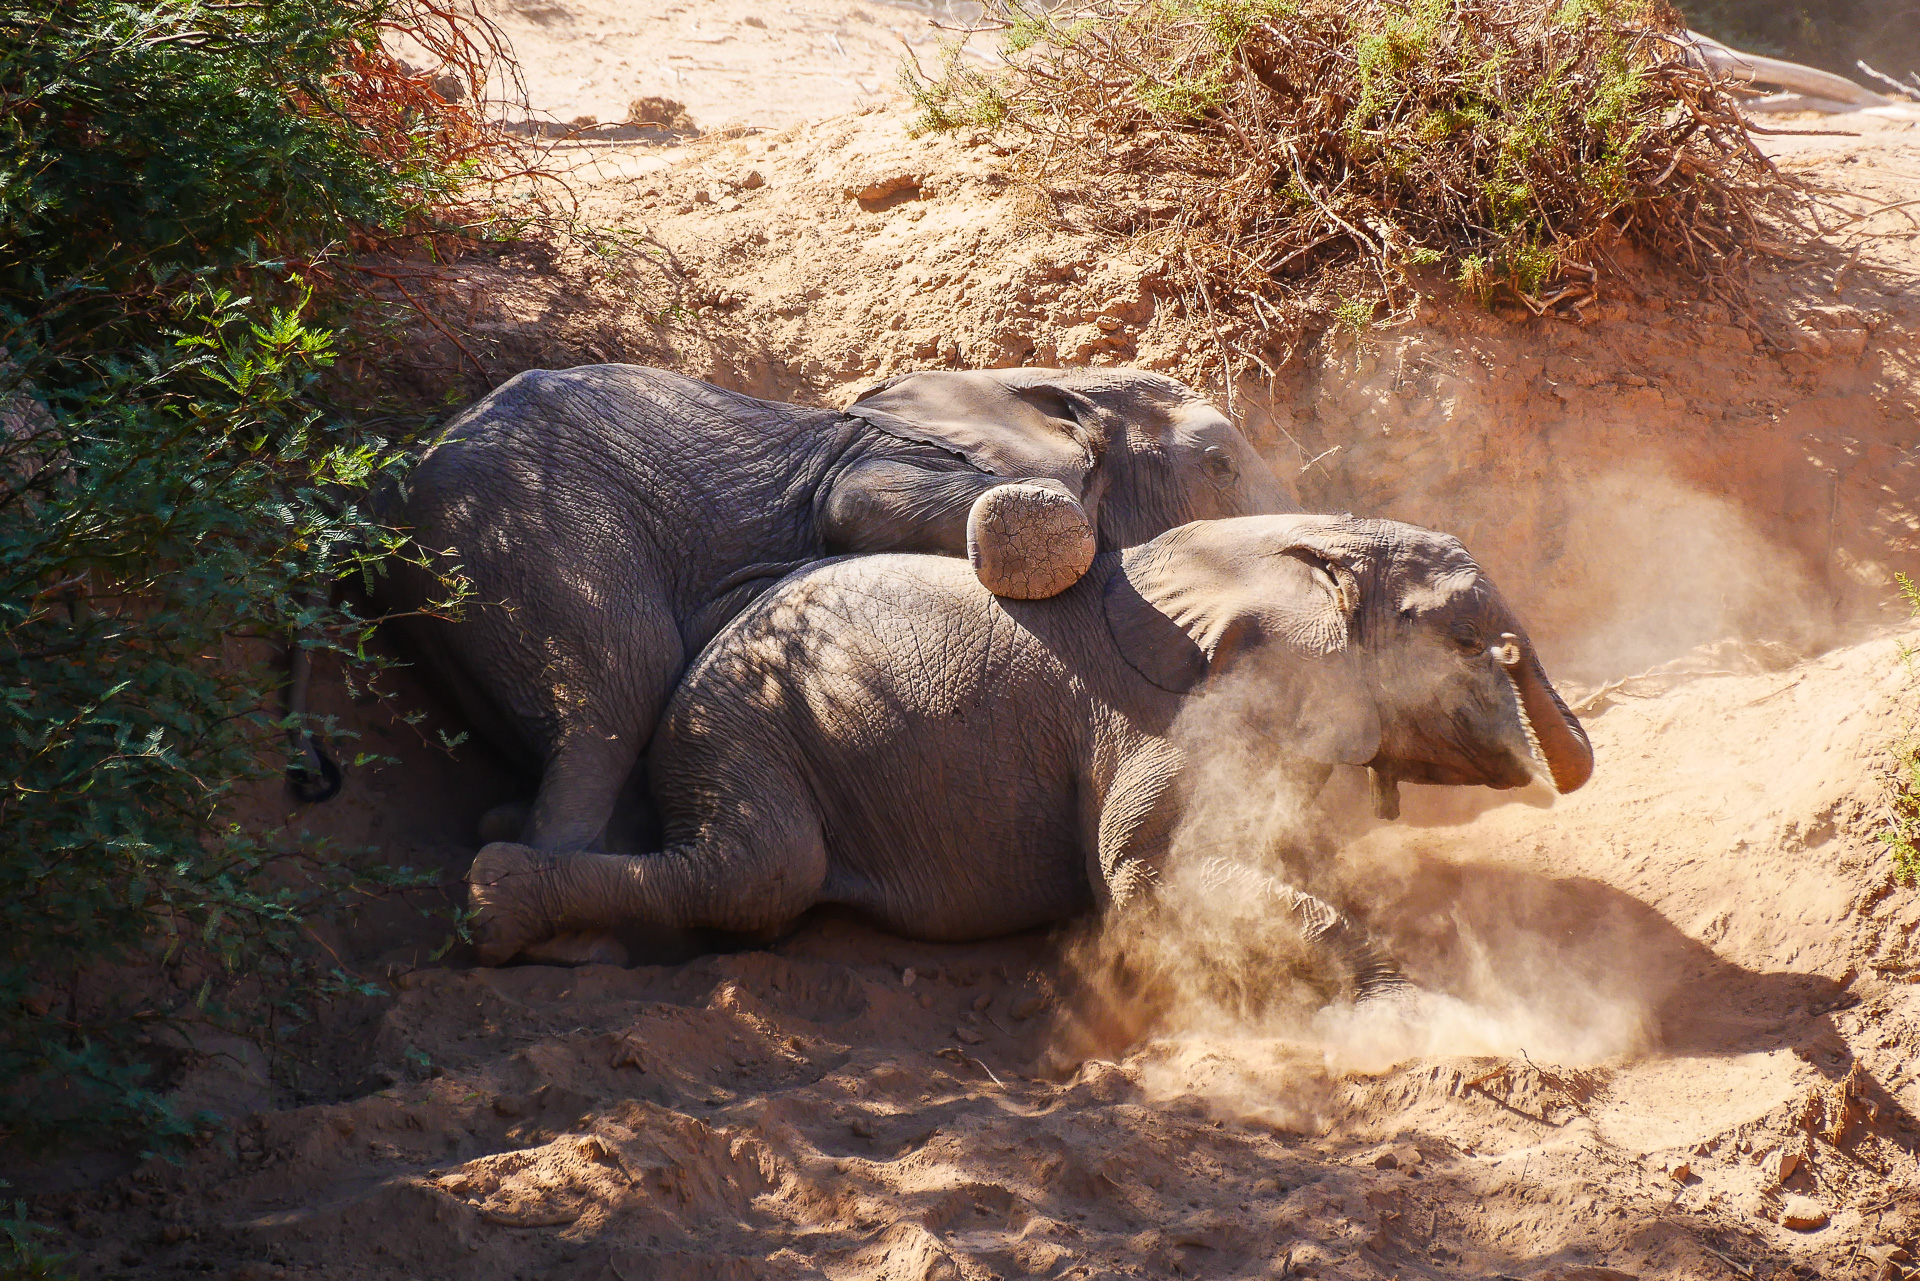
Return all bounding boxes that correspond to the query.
[376,364,1290,850]
[467,514,1594,997]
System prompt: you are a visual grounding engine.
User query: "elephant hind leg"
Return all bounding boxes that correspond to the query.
[494,589,686,855]
[467,803,830,966]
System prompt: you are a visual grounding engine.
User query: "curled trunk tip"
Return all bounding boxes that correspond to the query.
[1508,648,1593,794]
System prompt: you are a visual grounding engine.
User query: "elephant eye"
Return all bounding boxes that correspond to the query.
[1201,444,1238,485]
[1449,624,1482,653]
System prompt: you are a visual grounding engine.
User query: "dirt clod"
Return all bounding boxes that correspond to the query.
[1781,1195,1831,1231]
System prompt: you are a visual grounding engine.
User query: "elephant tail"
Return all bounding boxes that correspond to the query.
[286,594,343,804]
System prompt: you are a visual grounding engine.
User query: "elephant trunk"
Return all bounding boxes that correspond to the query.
[1498,634,1593,794]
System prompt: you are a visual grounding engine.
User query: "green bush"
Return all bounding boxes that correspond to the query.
[904,0,1790,336]
[0,0,488,1151]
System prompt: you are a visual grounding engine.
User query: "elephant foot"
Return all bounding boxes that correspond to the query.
[520,930,630,968]
[477,799,531,845]
[967,481,1096,600]
[467,842,563,966]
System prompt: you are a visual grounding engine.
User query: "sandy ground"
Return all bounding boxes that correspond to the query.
[19,7,1920,1280]
[469,0,982,131]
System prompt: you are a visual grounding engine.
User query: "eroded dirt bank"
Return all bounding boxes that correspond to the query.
[20,7,1920,1278]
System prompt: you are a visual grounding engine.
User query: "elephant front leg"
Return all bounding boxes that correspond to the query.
[1094,761,1409,1006]
[965,481,1096,600]
[1182,857,1410,1004]
[820,458,1096,600]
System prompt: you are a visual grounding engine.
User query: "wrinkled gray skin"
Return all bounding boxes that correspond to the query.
[468,514,1595,992]
[379,364,1290,854]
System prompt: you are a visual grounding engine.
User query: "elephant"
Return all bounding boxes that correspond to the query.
[373,364,1292,853]
[466,513,1595,994]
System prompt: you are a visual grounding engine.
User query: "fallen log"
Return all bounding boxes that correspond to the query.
[1681,29,1890,109]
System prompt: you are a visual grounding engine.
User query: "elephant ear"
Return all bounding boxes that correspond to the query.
[1103,518,1381,766]
[845,370,1103,497]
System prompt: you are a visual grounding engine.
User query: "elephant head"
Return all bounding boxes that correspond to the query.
[1103,514,1594,815]
[842,368,1292,598]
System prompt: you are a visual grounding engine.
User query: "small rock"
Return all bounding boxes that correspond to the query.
[972,993,992,1012]
[739,169,766,190]
[1769,1149,1801,1183]
[743,13,766,26]
[848,1117,874,1139]
[954,1026,985,1045]
[901,966,916,987]
[693,189,712,204]
[569,114,599,128]
[159,1224,190,1245]
[917,992,933,1009]
[431,73,464,102]
[1667,1161,1691,1182]
[847,173,922,204]
[492,1094,525,1118]
[1372,1144,1421,1170]
[1779,1195,1829,1231]
[1010,994,1045,1020]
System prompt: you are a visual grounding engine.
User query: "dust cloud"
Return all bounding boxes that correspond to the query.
[1049,568,1662,1124]
[1532,468,1829,686]
[1039,463,1846,1121]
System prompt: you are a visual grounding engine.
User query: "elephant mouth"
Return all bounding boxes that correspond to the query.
[1367,752,1535,791]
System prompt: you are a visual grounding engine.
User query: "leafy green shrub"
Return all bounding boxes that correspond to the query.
[905,0,1800,339]
[0,1185,70,1280]
[0,0,499,1152]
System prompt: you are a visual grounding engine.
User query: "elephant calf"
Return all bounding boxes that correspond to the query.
[377,365,1289,855]
[467,514,1593,998]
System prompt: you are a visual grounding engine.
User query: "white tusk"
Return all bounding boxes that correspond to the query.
[1491,633,1521,667]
